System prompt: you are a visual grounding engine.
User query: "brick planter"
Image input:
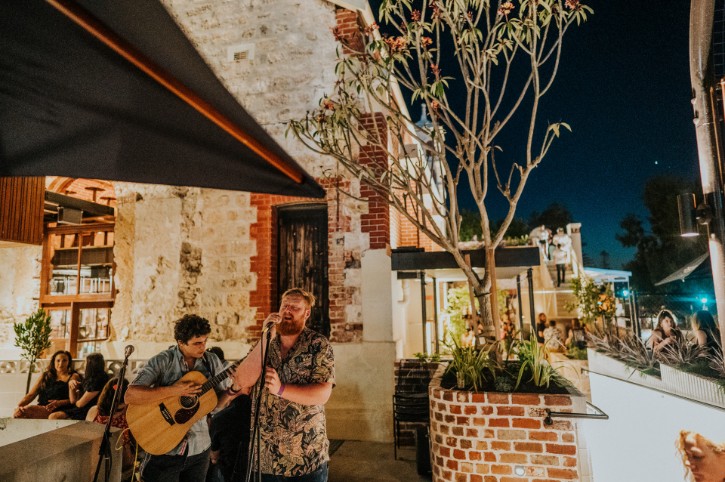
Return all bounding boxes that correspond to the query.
[429,371,585,481]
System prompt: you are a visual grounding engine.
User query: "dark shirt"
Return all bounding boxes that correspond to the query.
[64,372,110,420]
[209,394,252,482]
[38,376,70,406]
[536,322,547,343]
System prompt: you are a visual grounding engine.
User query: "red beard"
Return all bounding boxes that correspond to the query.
[277,317,304,336]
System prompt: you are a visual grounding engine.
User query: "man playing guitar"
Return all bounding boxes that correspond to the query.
[126,314,231,482]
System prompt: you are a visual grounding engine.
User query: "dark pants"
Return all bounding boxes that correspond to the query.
[259,463,328,482]
[556,264,566,286]
[143,448,211,482]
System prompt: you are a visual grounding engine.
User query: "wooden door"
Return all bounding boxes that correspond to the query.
[277,204,329,337]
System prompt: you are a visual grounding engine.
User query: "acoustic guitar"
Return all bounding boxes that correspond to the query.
[127,360,240,455]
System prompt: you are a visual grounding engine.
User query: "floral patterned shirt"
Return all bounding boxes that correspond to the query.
[253,327,335,477]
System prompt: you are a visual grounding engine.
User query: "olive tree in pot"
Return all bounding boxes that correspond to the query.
[13,308,52,393]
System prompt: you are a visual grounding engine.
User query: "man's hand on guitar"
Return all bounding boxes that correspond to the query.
[173,380,202,397]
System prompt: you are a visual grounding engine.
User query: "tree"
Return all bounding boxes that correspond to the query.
[290,0,591,337]
[528,202,574,232]
[14,308,52,393]
[617,176,706,292]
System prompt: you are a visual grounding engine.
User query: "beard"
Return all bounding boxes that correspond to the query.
[277,317,305,336]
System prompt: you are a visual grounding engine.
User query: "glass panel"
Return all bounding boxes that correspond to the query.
[47,309,71,354]
[77,307,110,358]
[78,232,113,294]
[48,233,78,295]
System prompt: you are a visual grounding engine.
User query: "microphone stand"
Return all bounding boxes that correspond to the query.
[243,325,274,482]
[93,350,131,482]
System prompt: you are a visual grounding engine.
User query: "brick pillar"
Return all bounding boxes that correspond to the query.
[429,376,583,481]
[359,112,390,250]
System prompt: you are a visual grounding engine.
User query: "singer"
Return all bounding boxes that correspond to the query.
[232,287,335,482]
[125,314,230,482]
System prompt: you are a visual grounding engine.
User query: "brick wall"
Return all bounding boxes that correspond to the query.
[429,376,582,482]
[359,112,390,250]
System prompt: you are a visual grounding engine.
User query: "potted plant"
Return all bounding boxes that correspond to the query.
[13,308,53,393]
[430,336,585,481]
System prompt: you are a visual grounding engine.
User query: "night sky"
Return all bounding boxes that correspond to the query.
[514,0,701,269]
[370,1,701,269]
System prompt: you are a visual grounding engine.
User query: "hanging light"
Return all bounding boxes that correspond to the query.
[677,193,699,237]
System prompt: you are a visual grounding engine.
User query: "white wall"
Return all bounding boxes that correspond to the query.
[584,372,725,481]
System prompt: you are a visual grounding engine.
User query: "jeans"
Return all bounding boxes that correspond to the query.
[260,463,328,482]
[556,264,566,286]
[142,448,211,482]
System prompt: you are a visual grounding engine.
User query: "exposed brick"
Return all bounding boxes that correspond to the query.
[544,395,572,406]
[497,429,527,440]
[529,431,558,442]
[511,394,541,405]
[547,468,579,480]
[496,406,525,416]
[489,418,510,428]
[483,451,497,462]
[453,449,466,460]
[512,417,542,429]
[530,454,560,466]
[546,443,576,455]
[513,442,543,453]
[499,452,528,464]
[491,465,512,475]
[562,433,575,443]
[491,441,511,451]
[487,393,510,404]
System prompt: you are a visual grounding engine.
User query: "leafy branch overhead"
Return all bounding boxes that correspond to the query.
[289,0,591,331]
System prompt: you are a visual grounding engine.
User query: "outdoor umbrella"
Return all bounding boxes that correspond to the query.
[0,0,325,198]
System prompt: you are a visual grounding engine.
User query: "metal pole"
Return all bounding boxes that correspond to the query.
[432,276,439,354]
[691,0,725,348]
[527,268,536,337]
[419,271,428,355]
[516,274,525,336]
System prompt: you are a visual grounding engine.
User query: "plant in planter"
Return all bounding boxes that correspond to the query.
[443,336,572,394]
[13,308,53,393]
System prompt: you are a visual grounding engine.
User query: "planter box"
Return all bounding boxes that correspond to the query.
[586,349,666,392]
[429,366,586,481]
[549,353,590,399]
[660,364,725,409]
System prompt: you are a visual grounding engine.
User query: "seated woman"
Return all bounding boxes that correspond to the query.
[86,377,135,478]
[678,430,725,482]
[691,310,722,355]
[13,350,80,419]
[50,352,109,420]
[647,309,683,352]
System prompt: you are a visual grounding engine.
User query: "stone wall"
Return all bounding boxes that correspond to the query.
[429,376,584,482]
[0,245,41,356]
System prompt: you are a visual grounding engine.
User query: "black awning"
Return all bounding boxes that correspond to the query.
[391,246,540,271]
[0,0,324,198]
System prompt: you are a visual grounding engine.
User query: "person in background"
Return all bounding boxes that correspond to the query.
[208,386,252,482]
[543,320,564,352]
[87,377,135,481]
[565,319,587,350]
[552,244,568,287]
[14,350,80,419]
[691,310,722,355]
[461,327,476,347]
[51,352,109,420]
[677,430,725,482]
[536,313,548,344]
[647,309,683,353]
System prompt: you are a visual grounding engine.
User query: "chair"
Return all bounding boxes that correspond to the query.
[392,392,430,460]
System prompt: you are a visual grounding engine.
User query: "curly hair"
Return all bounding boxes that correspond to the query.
[173,314,211,343]
[677,430,725,481]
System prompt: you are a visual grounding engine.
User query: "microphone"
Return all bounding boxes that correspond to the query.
[263,316,282,330]
[124,345,135,358]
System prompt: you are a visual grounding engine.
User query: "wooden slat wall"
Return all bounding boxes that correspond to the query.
[0,177,45,245]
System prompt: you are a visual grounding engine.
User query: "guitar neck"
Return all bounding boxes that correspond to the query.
[200,360,240,395]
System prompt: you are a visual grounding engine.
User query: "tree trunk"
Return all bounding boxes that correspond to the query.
[25,356,35,394]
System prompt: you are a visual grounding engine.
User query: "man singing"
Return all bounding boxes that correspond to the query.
[232,287,335,482]
[126,314,230,482]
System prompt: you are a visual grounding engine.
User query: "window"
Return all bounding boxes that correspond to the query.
[41,223,115,357]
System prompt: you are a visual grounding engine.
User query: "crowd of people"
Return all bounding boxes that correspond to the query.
[529,225,573,287]
[12,287,333,482]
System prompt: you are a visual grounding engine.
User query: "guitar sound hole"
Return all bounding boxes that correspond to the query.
[180,395,198,408]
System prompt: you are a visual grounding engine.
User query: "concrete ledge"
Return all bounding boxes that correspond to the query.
[0,420,121,482]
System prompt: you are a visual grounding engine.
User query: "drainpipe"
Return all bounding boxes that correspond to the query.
[690,0,725,348]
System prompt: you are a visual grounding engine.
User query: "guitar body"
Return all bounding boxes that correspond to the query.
[127,371,219,455]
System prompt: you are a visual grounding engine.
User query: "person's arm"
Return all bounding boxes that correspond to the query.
[16,373,43,408]
[232,340,265,389]
[85,405,99,422]
[46,373,80,411]
[125,380,202,405]
[72,389,101,408]
[694,329,708,346]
